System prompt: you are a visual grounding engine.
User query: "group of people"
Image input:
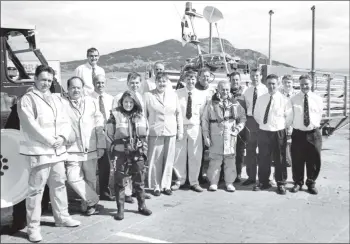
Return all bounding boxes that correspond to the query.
[4,47,323,242]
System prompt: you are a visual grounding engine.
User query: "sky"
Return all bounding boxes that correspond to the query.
[1,1,349,70]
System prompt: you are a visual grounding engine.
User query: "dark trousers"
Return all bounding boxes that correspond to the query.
[236,127,247,176]
[245,116,259,181]
[113,151,146,210]
[98,151,112,197]
[12,185,50,226]
[198,143,209,181]
[257,129,288,186]
[291,129,322,187]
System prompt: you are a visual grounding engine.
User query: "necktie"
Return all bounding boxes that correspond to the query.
[263,95,272,124]
[252,87,257,114]
[99,95,107,120]
[304,93,310,127]
[92,67,96,80]
[186,92,192,119]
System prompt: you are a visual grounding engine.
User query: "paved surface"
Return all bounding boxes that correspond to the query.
[1,128,349,243]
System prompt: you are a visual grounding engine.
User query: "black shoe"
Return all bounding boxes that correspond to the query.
[100,195,116,201]
[307,186,318,195]
[86,204,99,216]
[253,184,262,191]
[138,207,152,216]
[163,189,173,195]
[234,175,242,183]
[253,183,272,191]
[191,184,204,192]
[242,179,256,186]
[153,190,161,196]
[125,196,134,204]
[277,185,287,195]
[290,184,301,193]
[1,221,26,235]
[262,183,273,190]
[114,211,124,221]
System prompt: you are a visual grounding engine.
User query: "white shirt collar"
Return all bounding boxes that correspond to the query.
[93,90,107,97]
[86,62,99,70]
[253,83,264,89]
[185,86,196,94]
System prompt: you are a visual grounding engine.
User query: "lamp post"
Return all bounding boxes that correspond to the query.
[311,5,316,91]
[268,10,274,65]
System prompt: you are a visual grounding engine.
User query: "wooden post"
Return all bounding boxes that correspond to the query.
[344,76,348,116]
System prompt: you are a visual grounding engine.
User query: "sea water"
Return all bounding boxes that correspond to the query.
[61,71,131,96]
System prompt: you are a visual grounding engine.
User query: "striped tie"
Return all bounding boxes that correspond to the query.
[186,92,192,119]
[99,95,107,120]
[92,67,96,80]
[304,93,310,127]
[252,87,257,114]
[263,95,272,124]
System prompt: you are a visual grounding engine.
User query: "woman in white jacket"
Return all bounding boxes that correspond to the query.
[144,73,183,196]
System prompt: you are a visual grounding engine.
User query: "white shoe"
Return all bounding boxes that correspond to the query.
[209,184,218,191]
[28,232,42,242]
[270,179,276,186]
[55,218,81,227]
[171,181,181,191]
[226,184,236,192]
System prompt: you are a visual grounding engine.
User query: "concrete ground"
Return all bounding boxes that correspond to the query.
[1,128,349,243]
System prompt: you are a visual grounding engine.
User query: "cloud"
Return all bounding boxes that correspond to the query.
[1,1,349,69]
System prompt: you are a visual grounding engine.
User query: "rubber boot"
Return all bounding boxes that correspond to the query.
[136,190,152,216]
[114,187,125,221]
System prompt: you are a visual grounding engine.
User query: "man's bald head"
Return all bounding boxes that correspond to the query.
[93,74,106,83]
[93,74,107,94]
[153,62,165,76]
[217,80,231,100]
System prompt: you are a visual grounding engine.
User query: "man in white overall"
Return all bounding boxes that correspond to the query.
[17,65,80,242]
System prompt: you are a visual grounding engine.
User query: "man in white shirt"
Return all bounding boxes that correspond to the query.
[90,74,115,201]
[253,74,293,194]
[75,47,105,95]
[112,72,144,110]
[242,69,268,186]
[139,61,172,94]
[279,74,298,167]
[279,74,298,98]
[172,71,207,192]
[290,75,323,195]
